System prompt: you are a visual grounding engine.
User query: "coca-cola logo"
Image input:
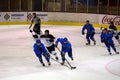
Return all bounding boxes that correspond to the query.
[102,15,120,25]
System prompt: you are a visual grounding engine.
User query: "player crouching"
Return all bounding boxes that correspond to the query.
[82,20,96,45]
[33,39,51,66]
[55,37,73,65]
[100,28,119,55]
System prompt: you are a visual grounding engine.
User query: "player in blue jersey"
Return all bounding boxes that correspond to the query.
[33,39,51,66]
[100,28,119,55]
[82,20,96,45]
[55,37,73,65]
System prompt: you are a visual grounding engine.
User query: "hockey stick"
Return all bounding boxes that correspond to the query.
[49,56,72,69]
[45,47,72,69]
[56,47,76,70]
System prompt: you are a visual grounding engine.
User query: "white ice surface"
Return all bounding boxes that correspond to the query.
[0,25,120,80]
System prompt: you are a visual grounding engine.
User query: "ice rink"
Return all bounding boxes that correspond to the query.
[0,25,120,80]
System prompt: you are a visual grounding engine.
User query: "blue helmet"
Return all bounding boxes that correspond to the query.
[63,37,68,42]
[36,39,41,43]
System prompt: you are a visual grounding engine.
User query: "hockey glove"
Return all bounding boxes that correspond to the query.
[101,39,104,43]
[115,36,119,40]
[82,31,85,35]
[30,30,33,33]
[118,32,120,35]
[33,35,38,39]
[93,32,95,35]
[54,43,58,47]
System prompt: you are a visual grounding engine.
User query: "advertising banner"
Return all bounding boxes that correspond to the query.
[10,12,27,22]
[1,12,10,22]
[99,15,120,26]
[27,12,48,22]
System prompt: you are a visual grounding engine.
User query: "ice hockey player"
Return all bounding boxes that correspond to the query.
[33,39,51,66]
[82,20,96,45]
[29,13,41,39]
[55,37,73,65]
[100,28,119,55]
[109,21,120,44]
[40,30,59,60]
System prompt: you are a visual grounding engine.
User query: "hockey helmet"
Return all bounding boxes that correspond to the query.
[63,37,68,42]
[45,30,49,33]
[86,20,90,22]
[36,39,41,43]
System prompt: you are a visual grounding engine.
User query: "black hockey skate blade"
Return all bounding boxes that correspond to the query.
[71,67,76,70]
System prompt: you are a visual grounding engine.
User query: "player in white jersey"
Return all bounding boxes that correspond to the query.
[29,13,41,39]
[109,21,120,44]
[40,30,59,60]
